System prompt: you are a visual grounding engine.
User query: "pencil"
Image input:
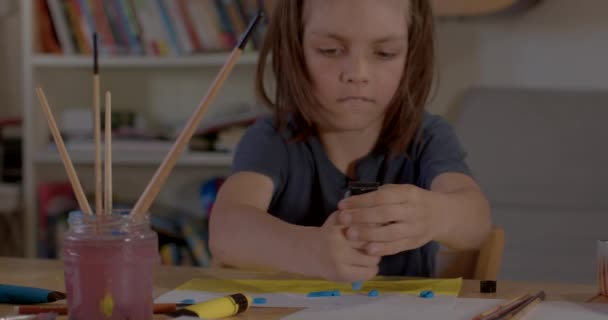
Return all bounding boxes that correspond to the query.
[35,88,93,216]
[93,32,102,217]
[15,303,192,315]
[472,293,530,320]
[130,10,264,217]
[502,291,545,320]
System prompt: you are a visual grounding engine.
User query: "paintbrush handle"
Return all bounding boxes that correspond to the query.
[502,297,541,320]
[104,91,112,215]
[36,88,93,215]
[93,33,102,217]
[16,303,183,315]
[500,291,545,320]
[130,11,263,217]
[473,294,531,320]
[130,49,241,217]
[93,74,102,216]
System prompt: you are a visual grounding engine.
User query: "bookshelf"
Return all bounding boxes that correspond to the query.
[21,0,265,258]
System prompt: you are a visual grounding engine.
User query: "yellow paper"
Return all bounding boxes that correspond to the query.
[178,278,462,296]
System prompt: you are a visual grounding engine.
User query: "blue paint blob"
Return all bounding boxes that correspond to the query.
[367,289,379,297]
[307,290,341,297]
[419,290,434,299]
[180,299,196,305]
[253,297,267,305]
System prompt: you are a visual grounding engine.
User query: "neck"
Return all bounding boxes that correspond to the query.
[318,125,381,178]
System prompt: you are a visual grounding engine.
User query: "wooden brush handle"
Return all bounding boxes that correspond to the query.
[36,88,93,215]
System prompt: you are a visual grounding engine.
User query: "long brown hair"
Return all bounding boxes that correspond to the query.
[256,0,435,155]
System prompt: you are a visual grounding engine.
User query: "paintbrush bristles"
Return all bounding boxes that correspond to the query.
[93,33,99,74]
[104,91,112,216]
[36,88,93,216]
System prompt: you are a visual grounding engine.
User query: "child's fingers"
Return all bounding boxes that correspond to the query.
[324,210,342,225]
[365,238,424,256]
[348,240,368,249]
[339,204,412,224]
[346,222,419,242]
[338,185,417,209]
[343,246,381,267]
[341,264,379,282]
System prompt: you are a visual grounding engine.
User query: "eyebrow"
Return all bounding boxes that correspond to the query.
[309,31,406,44]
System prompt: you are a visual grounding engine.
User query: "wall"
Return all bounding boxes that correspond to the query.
[431,0,608,284]
[429,0,608,117]
[0,0,20,118]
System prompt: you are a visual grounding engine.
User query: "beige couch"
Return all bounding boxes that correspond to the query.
[452,86,608,284]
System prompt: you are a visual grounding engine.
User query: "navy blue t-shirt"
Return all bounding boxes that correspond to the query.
[230,112,472,277]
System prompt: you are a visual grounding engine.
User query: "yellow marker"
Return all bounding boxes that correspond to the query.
[100,292,114,318]
[168,293,251,319]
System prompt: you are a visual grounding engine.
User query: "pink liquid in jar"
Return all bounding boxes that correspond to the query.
[63,210,159,320]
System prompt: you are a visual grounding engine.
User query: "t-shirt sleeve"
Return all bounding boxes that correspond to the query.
[230,117,288,194]
[417,115,473,190]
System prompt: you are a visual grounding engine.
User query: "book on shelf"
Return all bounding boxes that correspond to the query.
[36,0,273,57]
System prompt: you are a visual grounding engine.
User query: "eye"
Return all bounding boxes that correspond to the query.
[375,51,397,60]
[317,48,344,57]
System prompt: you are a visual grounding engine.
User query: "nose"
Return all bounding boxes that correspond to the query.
[339,54,369,86]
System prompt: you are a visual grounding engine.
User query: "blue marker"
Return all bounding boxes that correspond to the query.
[0,284,66,304]
[344,182,379,293]
[307,290,341,297]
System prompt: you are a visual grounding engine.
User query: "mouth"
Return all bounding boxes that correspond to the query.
[337,96,375,104]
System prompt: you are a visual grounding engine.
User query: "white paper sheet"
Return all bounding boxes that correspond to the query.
[155,289,407,309]
[281,295,608,320]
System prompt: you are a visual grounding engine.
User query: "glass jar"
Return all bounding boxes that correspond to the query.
[62,210,159,320]
[598,240,608,296]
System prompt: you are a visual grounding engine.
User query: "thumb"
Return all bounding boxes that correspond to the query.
[323,211,342,226]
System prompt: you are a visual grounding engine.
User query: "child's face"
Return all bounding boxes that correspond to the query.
[302,0,409,133]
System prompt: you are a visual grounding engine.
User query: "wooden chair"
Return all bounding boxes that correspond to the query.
[435,226,505,280]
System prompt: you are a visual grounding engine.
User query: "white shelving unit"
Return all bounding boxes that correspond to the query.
[20,0,258,257]
[33,150,233,167]
[32,52,260,68]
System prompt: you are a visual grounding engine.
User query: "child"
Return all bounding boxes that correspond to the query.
[209,0,491,282]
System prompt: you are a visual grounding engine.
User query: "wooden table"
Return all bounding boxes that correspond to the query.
[0,257,604,319]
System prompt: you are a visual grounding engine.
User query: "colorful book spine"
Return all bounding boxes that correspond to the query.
[37,0,62,54]
[213,0,237,48]
[177,0,203,52]
[198,0,226,51]
[102,0,129,54]
[42,0,270,56]
[46,0,75,54]
[73,0,94,51]
[89,0,117,54]
[155,0,182,55]
[63,0,91,54]
[115,0,144,55]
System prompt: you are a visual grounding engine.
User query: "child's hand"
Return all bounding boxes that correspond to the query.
[307,211,380,282]
[336,184,440,256]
